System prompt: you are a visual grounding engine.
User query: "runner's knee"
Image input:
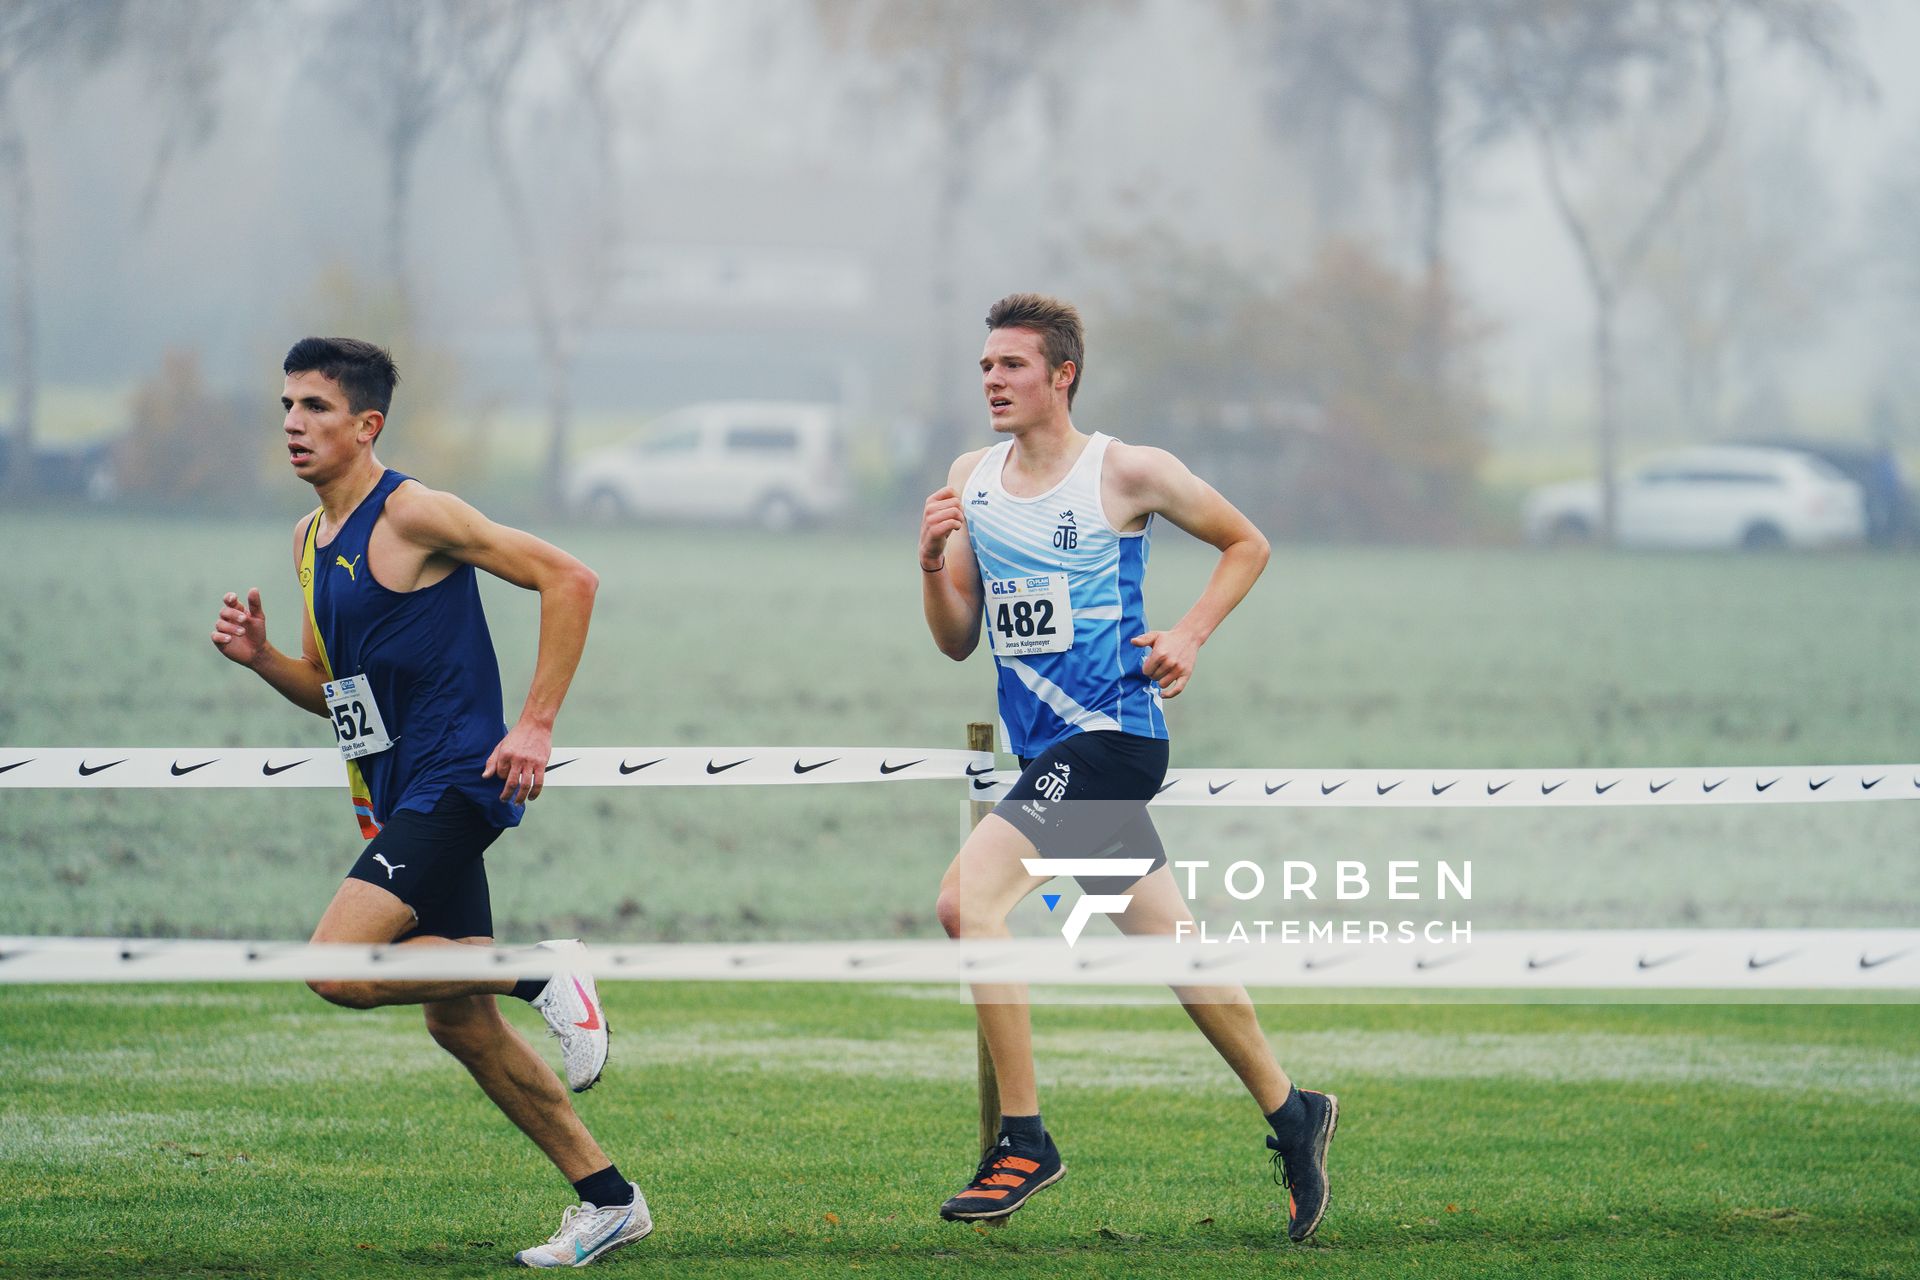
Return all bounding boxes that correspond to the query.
[307,978,379,1010]
[423,998,505,1060]
[935,885,964,938]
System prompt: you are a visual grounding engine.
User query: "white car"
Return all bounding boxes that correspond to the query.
[565,401,846,531]
[1523,446,1866,550]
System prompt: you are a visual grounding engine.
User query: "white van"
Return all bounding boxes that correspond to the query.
[565,402,846,531]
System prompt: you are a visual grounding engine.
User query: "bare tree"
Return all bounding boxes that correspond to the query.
[453,0,643,512]
[1637,123,1841,437]
[814,0,1127,463]
[1488,0,1863,538]
[1,0,236,493]
[1260,0,1514,279]
[1254,1,1522,462]
[0,0,126,491]
[323,0,466,313]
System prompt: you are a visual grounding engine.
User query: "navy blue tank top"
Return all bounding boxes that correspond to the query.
[308,470,522,830]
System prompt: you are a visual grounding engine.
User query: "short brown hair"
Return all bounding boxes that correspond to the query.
[985,293,1084,406]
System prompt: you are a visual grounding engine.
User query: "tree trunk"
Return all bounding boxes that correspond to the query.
[1594,290,1620,542]
[928,108,968,466]
[0,83,36,495]
[481,104,571,513]
[385,121,415,317]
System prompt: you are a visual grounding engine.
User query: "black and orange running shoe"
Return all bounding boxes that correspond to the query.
[1266,1089,1339,1241]
[938,1134,1066,1222]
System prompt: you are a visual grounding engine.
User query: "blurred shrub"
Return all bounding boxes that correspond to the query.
[1089,236,1490,541]
[113,350,272,506]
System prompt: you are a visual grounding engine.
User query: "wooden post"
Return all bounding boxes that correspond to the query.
[966,720,1001,1163]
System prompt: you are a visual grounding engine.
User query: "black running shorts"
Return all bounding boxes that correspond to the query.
[992,730,1170,894]
[346,788,503,941]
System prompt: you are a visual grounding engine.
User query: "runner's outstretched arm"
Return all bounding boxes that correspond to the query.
[1110,445,1270,700]
[384,486,599,804]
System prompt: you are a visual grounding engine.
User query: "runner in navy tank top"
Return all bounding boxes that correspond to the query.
[917,296,1339,1244]
[212,338,653,1267]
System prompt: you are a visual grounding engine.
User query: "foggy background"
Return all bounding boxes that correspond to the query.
[2,0,1918,537]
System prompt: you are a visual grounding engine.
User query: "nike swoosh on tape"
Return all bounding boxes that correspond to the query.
[78,760,125,776]
[1861,776,1882,790]
[1526,952,1576,970]
[1541,780,1565,795]
[1208,780,1234,795]
[1756,778,1778,791]
[965,762,995,777]
[878,759,923,775]
[1264,781,1288,795]
[1413,954,1461,971]
[1637,952,1685,970]
[545,759,576,772]
[1486,781,1511,795]
[707,758,751,774]
[793,759,838,774]
[1158,780,1180,794]
[1649,779,1673,794]
[261,760,305,776]
[1431,780,1455,795]
[1809,777,1831,791]
[1858,950,1907,970]
[1319,780,1345,795]
[169,760,215,776]
[0,758,35,774]
[1595,780,1618,794]
[1703,778,1726,792]
[1746,952,1794,970]
[619,758,666,775]
[1376,781,1400,795]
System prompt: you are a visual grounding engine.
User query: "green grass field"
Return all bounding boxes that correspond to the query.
[2,983,1917,1279]
[2,512,1917,1276]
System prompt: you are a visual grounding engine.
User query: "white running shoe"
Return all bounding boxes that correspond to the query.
[528,939,609,1092]
[514,1185,652,1268]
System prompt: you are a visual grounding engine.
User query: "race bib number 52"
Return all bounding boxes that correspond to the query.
[322,673,394,760]
[985,574,1074,657]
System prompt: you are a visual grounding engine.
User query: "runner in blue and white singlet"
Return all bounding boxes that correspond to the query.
[920,295,1336,1244]
[961,432,1167,758]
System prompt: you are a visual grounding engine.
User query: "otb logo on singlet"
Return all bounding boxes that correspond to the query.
[335,553,361,581]
[1053,509,1077,550]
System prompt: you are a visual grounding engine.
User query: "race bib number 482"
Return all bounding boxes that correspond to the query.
[985,574,1074,657]
[322,673,394,760]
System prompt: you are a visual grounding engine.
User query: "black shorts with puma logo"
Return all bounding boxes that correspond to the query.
[345,788,503,941]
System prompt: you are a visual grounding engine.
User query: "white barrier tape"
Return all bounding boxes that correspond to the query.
[2,931,1913,989]
[0,748,992,789]
[4,750,1917,808]
[999,764,1920,808]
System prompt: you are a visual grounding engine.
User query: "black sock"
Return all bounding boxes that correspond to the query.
[572,1164,634,1208]
[510,977,547,1003]
[1267,1086,1307,1145]
[998,1113,1046,1147]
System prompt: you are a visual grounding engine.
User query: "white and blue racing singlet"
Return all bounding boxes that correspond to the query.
[964,432,1167,758]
